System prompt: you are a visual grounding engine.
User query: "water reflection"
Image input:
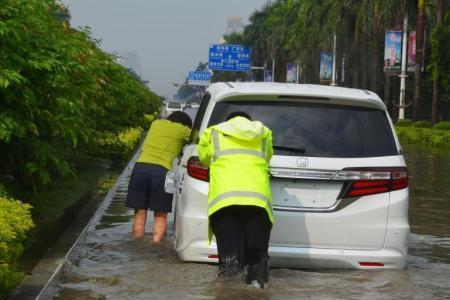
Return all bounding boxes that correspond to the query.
[406,145,450,239]
[52,145,450,299]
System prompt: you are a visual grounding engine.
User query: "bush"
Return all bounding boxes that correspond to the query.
[396,127,450,150]
[0,198,34,298]
[433,121,450,131]
[411,121,433,128]
[88,127,143,161]
[142,114,156,130]
[0,0,160,189]
[395,119,413,127]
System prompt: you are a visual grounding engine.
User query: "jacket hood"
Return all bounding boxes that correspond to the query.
[211,116,266,141]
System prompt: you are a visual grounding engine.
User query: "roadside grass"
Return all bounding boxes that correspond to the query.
[396,126,450,151]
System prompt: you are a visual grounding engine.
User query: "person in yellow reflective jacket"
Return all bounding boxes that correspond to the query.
[198,111,273,288]
[126,111,191,242]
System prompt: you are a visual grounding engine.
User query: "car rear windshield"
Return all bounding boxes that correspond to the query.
[168,102,182,108]
[207,101,398,158]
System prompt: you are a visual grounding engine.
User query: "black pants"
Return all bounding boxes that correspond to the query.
[211,205,271,268]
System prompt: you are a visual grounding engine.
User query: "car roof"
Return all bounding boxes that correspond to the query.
[206,82,386,111]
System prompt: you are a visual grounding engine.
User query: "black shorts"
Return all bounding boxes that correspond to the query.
[125,162,173,212]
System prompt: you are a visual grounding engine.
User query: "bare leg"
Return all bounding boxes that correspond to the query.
[152,212,168,243]
[132,208,147,238]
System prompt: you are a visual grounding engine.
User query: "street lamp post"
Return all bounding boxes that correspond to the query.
[398,15,408,120]
[331,33,337,86]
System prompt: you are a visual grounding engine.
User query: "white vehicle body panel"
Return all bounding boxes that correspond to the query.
[172,82,410,269]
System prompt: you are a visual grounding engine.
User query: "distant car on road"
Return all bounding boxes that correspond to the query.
[164,101,183,117]
[167,82,409,270]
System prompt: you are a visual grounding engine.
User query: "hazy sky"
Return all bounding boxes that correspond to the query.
[62,0,268,97]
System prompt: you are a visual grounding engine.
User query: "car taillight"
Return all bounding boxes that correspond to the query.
[187,156,209,182]
[335,167,408,198]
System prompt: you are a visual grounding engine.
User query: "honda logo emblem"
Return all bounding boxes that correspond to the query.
[297,158,308,168]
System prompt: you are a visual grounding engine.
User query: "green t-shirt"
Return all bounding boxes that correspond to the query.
[137,119,191,170]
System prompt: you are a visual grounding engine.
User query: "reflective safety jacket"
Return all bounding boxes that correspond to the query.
[137,119,191,171]
[197,116,274,242]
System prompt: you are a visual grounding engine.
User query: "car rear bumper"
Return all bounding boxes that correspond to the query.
[175,214,408,270]
[176,239,407,269]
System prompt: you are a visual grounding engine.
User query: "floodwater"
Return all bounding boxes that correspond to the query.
[50,145,450,300]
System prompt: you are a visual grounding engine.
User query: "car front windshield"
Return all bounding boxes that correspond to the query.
[207,101,398,158]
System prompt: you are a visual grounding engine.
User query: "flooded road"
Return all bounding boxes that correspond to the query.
[50,145,450,300]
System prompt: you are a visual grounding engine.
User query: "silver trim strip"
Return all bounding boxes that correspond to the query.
[270,168,338,180]
[332,170,390,180]
[270,168,393,181]
[273,196,360,213]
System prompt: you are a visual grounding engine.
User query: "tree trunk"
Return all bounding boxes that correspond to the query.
[432,80,440,124]
[352,19,361,88]
[370,3,380,94]
[431,0,445,124]
[361,36,369,89]
[413,0,425,121]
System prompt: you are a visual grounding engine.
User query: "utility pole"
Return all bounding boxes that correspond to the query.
[399,15,408,120]
[331,33,337,86]
[272,58,275,82]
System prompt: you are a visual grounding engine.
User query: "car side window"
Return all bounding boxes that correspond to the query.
[189,92,211,144]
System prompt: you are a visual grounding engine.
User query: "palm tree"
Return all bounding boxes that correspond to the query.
[431,0,445,124]
[413,0,426,120]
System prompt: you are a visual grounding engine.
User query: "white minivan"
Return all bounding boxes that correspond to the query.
[169,82,410,269]
[163,101,184,117]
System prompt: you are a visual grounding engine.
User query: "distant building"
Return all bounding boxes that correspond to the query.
[220,16,245,44]
[225,16,245,35]
[112,51,144,78]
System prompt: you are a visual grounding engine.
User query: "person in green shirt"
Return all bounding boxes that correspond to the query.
[126,111,192,242]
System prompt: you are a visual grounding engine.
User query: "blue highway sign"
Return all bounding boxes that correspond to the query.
[188,71,211,86]
[209,44,251,72]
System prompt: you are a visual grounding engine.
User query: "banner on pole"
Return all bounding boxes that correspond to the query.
[319,52,333,83]
[286,63,299,83]
[384,30,402,73]
[264,70,273,82]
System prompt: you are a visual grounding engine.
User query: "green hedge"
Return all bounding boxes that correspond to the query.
[433,121,450,131]
[411,120,433,128]
[143,113,158,130]
[396,126,450,150]
[87,127,144,161]
[0,0,160,190]
[0,198,34,298]
[396,120,450,130]
[395,119,413,127]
